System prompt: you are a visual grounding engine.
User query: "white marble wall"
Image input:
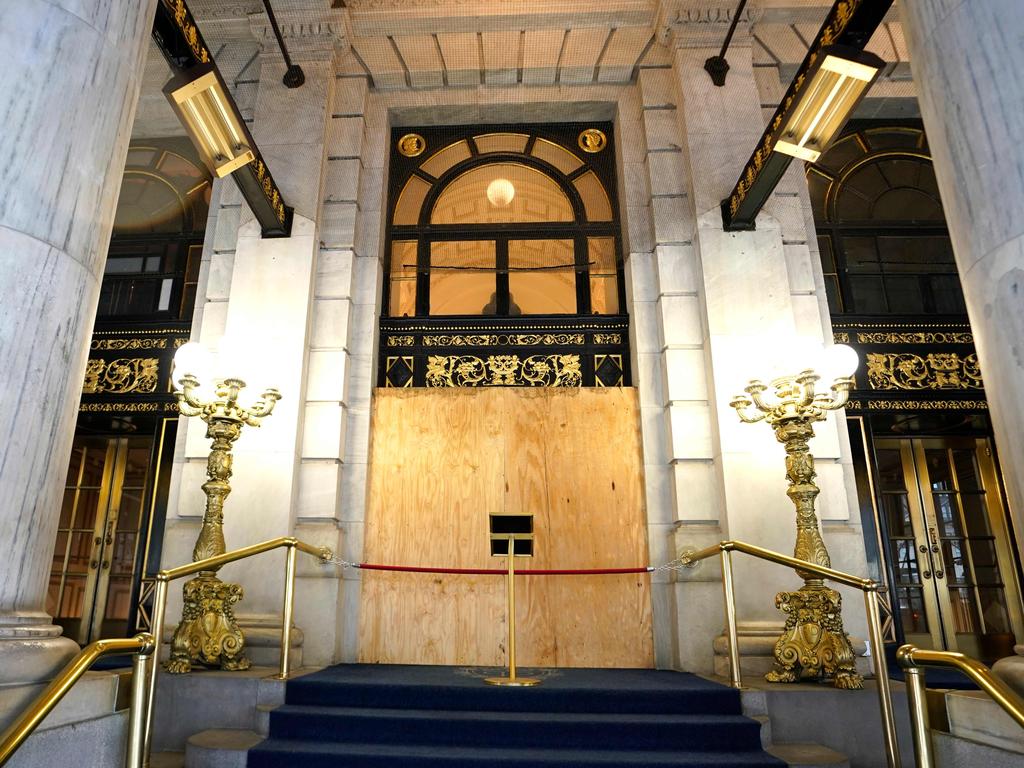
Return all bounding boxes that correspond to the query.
[0,0,158,686]
[901,0,1024,556]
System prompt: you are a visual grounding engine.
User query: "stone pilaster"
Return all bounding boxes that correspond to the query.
[162,27,344,667]
[0,0,158,688]
[663,7,868,673]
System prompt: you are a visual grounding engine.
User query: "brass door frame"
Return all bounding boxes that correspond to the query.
[85,439,132,642]
[877,436,1024,655]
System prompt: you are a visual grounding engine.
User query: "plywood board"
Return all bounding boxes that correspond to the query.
[358,387,653,667]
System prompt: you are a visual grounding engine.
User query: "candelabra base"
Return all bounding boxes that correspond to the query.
[165,574,251,674]
[765,584,863,690]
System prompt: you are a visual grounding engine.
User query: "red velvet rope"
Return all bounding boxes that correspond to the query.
[356,563,653,575]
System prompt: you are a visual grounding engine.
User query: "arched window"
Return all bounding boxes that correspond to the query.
[385,126,623,319]
[806,125,964,315]
[100,141,212,320]
[379,125,629,388]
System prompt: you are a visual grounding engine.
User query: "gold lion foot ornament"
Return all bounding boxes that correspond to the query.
[165,575,251,674]
[765,585,864,689]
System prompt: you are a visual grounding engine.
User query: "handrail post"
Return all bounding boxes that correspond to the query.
[904,665,933,768]
[278,543,298,680]
[864,588,900,768]
[125,644,151,768]
[720,548,743,689]
[142,577,169,765]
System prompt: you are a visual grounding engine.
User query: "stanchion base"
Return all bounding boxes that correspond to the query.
[484,676,541,687]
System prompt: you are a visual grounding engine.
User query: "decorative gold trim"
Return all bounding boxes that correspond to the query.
[578,129,607,154]
[594,354,624,387]
[79,403,173,413]
[426,354,582,387]
[856,331,974,345]
[169,0,210,64]
[83,358,160,395]
[422,333,585,347]
[593,333,622,344]
[863,399,988,411]
[91,338,168,351]
[726,0,864,218]
[398,133,426,157]
[251,155,287,224]
[866,352,982,390]
[384,356,414,387]
[386,335,415,347]
[833,332,851,344]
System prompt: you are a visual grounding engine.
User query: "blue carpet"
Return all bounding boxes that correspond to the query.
[247,665,786,767]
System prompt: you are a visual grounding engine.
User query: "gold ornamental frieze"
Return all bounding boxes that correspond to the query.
[865,399,987,411]
[422,333,585,347]
[83,358,160,395]
[91,338,168,351]
[386,335,415,347]
[866,352,982,391]
[856,331,974,345]
[426,354,582,388]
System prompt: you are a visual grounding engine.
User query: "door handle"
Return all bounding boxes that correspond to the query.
[90,559,99,570]
[922,569,932,580]
[101,560,110,570]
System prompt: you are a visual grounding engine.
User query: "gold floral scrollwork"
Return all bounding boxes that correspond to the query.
[856,331,973,345]
[91,338,168,351]
[387,335,415,347]
[425,354,582,388]
[422,333,585,347]
[171,0,210,63]
[82,358,160,395]
[866,352,983,390]
[593,333,622,345]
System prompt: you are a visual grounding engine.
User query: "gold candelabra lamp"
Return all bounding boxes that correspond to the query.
[729,342,864,689]
[165,341,281,674]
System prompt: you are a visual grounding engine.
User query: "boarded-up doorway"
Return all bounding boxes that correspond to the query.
[358,387,653,667]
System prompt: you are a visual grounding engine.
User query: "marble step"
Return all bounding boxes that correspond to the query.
[766,742,851,768]
[184,729,263,768]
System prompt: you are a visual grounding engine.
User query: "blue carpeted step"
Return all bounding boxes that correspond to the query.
[285,665,742,715]
[247,740,786,768]
[267,705,764,752]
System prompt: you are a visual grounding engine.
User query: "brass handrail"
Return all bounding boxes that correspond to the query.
[143,536,333,767]
[680,540,900,768]
[0,633,155,768]
[896,644,1024,768]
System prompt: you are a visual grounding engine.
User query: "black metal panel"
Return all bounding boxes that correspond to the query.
[379,316,630,388]
[833,316,987,414]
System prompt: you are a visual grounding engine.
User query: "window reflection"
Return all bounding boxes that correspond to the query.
[389,241,417,317]
[508,240,576,314]
[429,241,496,315]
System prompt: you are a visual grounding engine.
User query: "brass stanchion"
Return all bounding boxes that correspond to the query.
[485,515,539,687]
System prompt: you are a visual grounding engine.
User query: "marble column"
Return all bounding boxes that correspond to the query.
[900,1,1024,545]
[0,0,158,688]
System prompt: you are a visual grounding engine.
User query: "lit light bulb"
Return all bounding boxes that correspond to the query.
[818,343,859,381]
[486,178,515,207]
[172,342,212,387]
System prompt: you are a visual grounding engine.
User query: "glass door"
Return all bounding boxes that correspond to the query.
[47,436,152,644]
[876,437,1023,662]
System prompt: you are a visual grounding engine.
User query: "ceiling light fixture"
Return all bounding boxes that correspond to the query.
[772,46,884,163]
[487,178,515,207]
[164,66,255,178]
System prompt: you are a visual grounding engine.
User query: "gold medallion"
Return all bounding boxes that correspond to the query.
[578,128,607,153]
[398,133,426,157]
